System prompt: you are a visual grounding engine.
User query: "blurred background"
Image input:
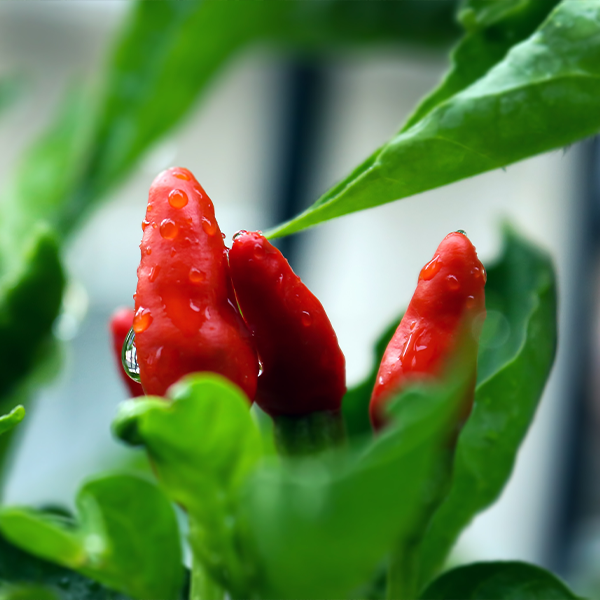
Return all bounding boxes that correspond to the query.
[0,1,597,597]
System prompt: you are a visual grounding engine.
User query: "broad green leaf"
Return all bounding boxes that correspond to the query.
[268,0,600,238]
[0,474,183,600]
[420,561,579,599]
[402,0,559,131]
[113,373,262,597]
[241,356,474,600]
[342,315,401,437]
[416,227,557,588]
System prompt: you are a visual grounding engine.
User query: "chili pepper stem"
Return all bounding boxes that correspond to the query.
[190,555,224,600]
[273,410,346,456]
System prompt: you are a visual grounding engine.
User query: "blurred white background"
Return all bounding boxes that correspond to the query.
[0,0,585,581]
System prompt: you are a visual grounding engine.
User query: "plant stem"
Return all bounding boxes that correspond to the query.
[387,538,419,600]
[190,555,224,600]
[273,409,346,456]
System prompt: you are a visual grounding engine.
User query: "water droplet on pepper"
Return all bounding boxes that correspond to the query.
[189,267,206,284]
[160,219,179,239]
[419,255,442,281]
[168,189,188,209]
[446,275,460,291]
[202,217,217,236]
[133,308,153,333]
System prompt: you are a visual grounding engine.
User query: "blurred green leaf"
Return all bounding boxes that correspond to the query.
[241,353,474,600]
[420,561,579,599]
[0,533,129,600]
[0,76,21,117]
[113,373,262,597]
[268,0,600,237]
[0,474,183,600]
[0,406,25,437]
[402,0,559,131]
[416,227,557,588]
[0,583,59,600]
[342,315,401,437]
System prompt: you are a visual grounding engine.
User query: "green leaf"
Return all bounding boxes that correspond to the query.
[402,0,559,131]
[0,533,130,600]
[0,474,183,600]
[0,227,65,411]
[241,355,474,600]
[342,315,401,437]
[420,561,580,599]
[267,0,600,238]
[113,373,262,597]
[0,406,25,437]
[0,583,59,600]
[416,227,557,588]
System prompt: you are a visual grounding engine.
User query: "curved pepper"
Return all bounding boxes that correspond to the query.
[229,231,346,416]
[109,307,144,398]
[370,231,486,430]
[134,167,258,399]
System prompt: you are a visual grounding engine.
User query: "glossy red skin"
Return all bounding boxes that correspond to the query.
[370,232,486,430]
[229,231,346,416]
[134,167,258,399]
[109,307,145,397]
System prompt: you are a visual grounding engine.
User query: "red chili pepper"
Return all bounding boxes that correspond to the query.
[370,231,486,430]
[229,231,346,416]
[109,307,145,398]
[134,167,258,399]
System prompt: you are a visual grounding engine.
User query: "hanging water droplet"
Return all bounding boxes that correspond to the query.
[233,230,248,241]
[455,229,467,236]
[122,328,141,382]
[419,255,442,281]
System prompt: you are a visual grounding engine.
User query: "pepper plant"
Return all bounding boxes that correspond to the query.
[0,0,595,598]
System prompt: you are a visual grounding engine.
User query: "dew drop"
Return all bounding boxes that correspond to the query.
[145,247,152,255]
[133,307,153,333]
[152,222,157,229]
[221,232,226,239]
[173,170,191,181]
[466,295,476,309]
[446,275,460,291]
[168,188,188,209]
[258,359,264,376]
[204,306,211,320]
[190,300,201,312]
[189,267,206,284]
[301,311,312,327]
[253,243,266,259]
[482,267,487,283]
[455,229,467,236]
[193,185,203,198]
[141,219,150,231]
[202,217,217,236]
[170,247,176,257]
[149,265,161,282]
[121,328,141,382]
[419,255,442,281]
[160,219,179,239]
[233,230,248,241]
[410,320,416,331]
[147,204,152,212]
